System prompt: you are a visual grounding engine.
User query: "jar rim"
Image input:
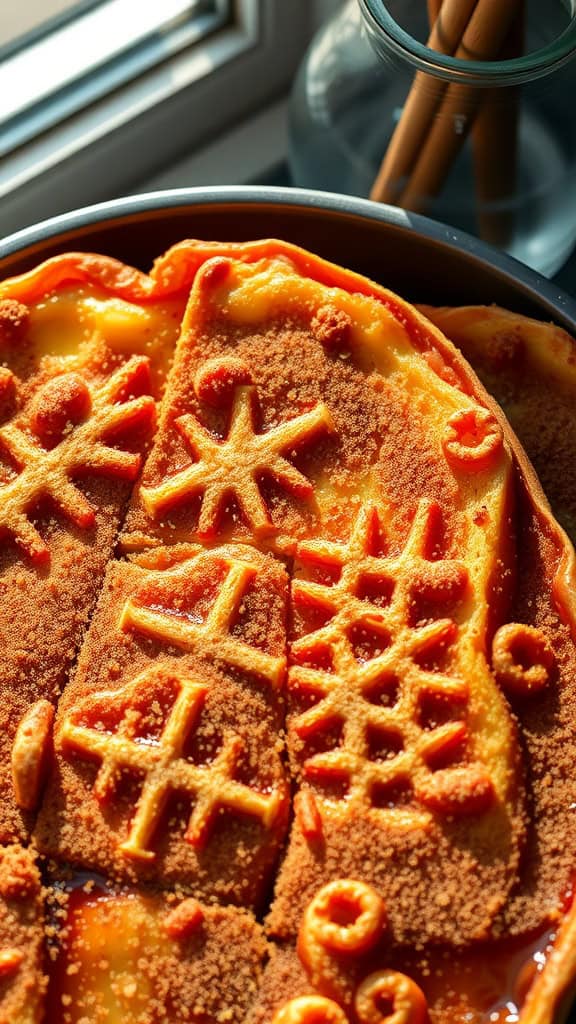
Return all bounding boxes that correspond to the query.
[360,0,576,85]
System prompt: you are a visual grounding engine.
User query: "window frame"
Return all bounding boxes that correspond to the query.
[0,0,312,237]
[0,1,228,156]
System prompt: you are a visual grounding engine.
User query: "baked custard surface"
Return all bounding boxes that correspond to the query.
[0,242,574,1024]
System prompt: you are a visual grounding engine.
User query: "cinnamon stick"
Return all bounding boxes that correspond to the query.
[428,0,523,244]
[427,0,442,24]
[399,0,523,212]
[472,11,523,245]
[369,0,480,204]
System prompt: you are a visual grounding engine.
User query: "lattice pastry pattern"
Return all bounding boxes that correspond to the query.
[59,666,284,861]
[139,372,333,540]
[289,500,494,823]
[119,545,286,688]
[0,358,155,562]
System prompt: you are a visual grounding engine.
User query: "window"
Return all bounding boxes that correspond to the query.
[0,1,229,155]
[0,0,312,236]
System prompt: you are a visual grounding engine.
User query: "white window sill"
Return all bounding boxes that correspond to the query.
[133,98,288,194]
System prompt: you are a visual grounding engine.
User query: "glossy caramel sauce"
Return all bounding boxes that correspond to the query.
[45,873,267,1024]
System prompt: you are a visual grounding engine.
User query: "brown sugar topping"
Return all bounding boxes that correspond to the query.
[30,372,92,446]
[119,544,286,687]
[1,241,575,1024]
[311,305,353,351]
[0,844,45,1022]
[139,355,334,540]
[0,845,40,901]
[45,884,267,1024]
[0,299,29,340]
[272,879,427,1024]
[0,356,155,562]
[289,499,491,821]
[59,664,286,861]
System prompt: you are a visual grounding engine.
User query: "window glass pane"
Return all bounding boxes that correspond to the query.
[0,1,95,51]
[0,0,220,154]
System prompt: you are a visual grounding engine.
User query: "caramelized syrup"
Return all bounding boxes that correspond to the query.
[391,925,559,1024]
[46,876,178,1024]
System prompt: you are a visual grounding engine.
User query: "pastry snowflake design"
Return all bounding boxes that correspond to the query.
[59,667,283,861]
[0,358,155,562]
[289,500,494,821]
[120,546,285,687]
[139,377,333,539]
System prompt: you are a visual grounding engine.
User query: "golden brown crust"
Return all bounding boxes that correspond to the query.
[1,241,576,1024]
[418,304,576,546]
[151,252,524,946]
[35,544,289,907]
[0,272,187,842]
[0,253,176,305]
[0,476,138,842]
[0,299,29,342]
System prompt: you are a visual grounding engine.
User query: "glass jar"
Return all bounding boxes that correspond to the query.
[289,0,576,276]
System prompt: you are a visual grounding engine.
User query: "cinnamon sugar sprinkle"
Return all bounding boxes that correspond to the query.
[0,245,573,1024]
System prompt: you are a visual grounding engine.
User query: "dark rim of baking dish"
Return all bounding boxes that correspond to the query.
[0,185,575,333]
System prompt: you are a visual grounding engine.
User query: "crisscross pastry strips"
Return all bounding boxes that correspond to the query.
[119,543,286,688]
[138,355,334,542]
[0,357,155,562]
[290,499,494,821]
[58,665,286,862]
[34,538,289,899]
